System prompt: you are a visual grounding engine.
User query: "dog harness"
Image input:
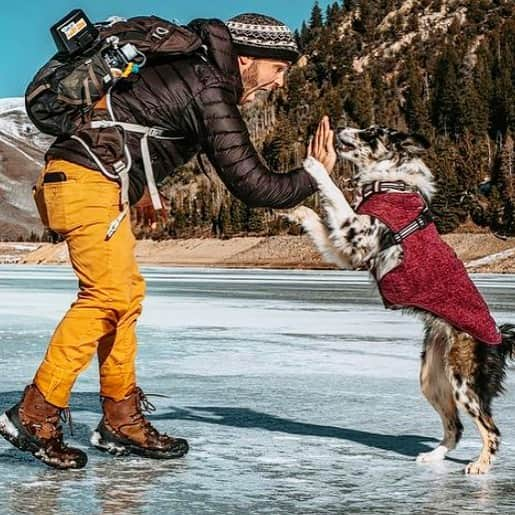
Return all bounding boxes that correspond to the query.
[357,183,502,345]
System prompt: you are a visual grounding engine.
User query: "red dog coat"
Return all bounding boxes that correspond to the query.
[357,191,502,345]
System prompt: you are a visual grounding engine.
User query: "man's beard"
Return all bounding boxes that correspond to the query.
[241,61,259,98]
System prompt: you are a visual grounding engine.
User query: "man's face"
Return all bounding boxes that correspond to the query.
[238,57,290,104]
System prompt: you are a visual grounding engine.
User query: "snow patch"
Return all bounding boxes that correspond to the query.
[0,97,54,153]
[467,248,515,270]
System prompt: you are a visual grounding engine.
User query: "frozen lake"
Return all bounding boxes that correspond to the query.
[0,266,514,514]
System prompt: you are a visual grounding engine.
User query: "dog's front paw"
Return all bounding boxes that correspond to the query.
[303,156,329,180]
[280,206,316,225]
[416,446,448,464]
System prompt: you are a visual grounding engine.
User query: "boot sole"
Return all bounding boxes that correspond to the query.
[91,430,189,459]
[0,411,87,470]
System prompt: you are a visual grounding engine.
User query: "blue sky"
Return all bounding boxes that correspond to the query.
[1,0,332,98]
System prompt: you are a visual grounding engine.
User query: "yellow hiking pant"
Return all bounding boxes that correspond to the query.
[32,159,145,408]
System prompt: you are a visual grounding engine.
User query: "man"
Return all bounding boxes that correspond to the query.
[0,13,335,469]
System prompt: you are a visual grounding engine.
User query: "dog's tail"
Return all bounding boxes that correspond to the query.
[473,324,515,403]
[500,323,515,359]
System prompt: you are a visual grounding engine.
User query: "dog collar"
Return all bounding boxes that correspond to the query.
[361,180,416,200]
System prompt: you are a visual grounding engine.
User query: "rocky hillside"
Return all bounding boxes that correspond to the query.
[0,98,53,240]
[158,0,514,240]
[0,0,513,241]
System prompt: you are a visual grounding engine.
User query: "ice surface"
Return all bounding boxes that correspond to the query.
[0,266,514,514]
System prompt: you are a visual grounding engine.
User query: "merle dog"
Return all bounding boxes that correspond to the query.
[286,126,515,474]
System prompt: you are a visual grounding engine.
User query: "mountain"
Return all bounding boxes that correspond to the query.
[0,98,53,240]
[0,0,513,240]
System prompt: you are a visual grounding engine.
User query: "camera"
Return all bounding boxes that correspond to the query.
[51,9,99,56]
[101,37,140,72]
[50,9,144,75]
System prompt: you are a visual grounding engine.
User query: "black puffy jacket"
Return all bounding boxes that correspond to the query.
[46,19,317,208]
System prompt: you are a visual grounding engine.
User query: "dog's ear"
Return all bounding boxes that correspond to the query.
[397,133,431,155]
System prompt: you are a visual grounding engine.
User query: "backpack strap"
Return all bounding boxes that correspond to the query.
[88,119,183,211]
[88,89,184,212]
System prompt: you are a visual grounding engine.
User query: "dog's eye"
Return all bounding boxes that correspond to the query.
[359,131,375,142]
[359,128,381,143]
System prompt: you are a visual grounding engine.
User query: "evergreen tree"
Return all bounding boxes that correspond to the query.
[299,21,310,49]
[310,2,324,29]
[345,72,374,127]
[431,45,462,138]
[458,77,489,136]
[489,21,514,137]
[343,0,357,13]
[404,55,432,136]
[326,2,342,27]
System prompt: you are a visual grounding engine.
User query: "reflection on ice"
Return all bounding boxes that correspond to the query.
[0,266,514,513]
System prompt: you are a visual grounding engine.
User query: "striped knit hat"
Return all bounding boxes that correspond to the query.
[226,13,300,63]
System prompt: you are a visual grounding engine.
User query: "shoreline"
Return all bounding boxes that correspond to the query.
[1,233,514,273]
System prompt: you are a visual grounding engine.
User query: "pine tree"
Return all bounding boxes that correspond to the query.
[431,45,462,138]
[246,207,265,233]
[404,55,432,136]
[489,21,514,137]
[345,71,374,127]
[352,0,375,38]
[299,21,310,49]
[458,77,489,136]
[343,0,357,13]
[310,2,324,29]
[326,2,341,27]
[473,43,494,134]
[488,133,514,235]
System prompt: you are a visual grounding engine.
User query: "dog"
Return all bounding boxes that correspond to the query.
[286,126,515,474]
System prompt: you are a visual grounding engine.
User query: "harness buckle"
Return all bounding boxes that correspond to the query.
[147,127,164,138]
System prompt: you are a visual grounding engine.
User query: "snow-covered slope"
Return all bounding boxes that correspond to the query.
[0,97,54,154]
[0,97,53,239]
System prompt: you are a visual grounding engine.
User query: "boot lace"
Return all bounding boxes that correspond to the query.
[33,408,73,442]
[132,388,169,438]
[60,408,74,436]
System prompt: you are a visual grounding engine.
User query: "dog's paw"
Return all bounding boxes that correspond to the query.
[280,206,315,225]
[303,156,329,180]
[416,446,448,464]
[464,459,491,475]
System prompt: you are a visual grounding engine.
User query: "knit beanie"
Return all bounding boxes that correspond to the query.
[225,13,300,63]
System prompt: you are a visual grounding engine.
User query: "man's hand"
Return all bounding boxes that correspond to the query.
[307,116,336,174]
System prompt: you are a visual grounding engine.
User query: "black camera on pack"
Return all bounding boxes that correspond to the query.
[51,9,99,56]
[50,9,142,73]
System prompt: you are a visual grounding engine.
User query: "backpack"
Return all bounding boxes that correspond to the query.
[25,11,202,137]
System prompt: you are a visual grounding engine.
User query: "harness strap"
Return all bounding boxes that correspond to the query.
[88,119,183,211]
[359,181,433,250]
[72,91,185,236]
[382,207,433,249]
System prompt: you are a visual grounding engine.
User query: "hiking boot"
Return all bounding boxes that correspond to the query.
[91,387,188,459]
[0,384,87,470]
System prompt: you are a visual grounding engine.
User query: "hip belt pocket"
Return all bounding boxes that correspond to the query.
[36,173,83,235]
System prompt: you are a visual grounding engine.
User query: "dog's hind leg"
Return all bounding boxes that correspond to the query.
[447,332,502,475]
[417,322,463,463]
[283,206,351,268]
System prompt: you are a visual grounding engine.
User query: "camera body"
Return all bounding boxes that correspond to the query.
[101,37,139,72]
[50,9,141,75]
[50,9,99,56]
